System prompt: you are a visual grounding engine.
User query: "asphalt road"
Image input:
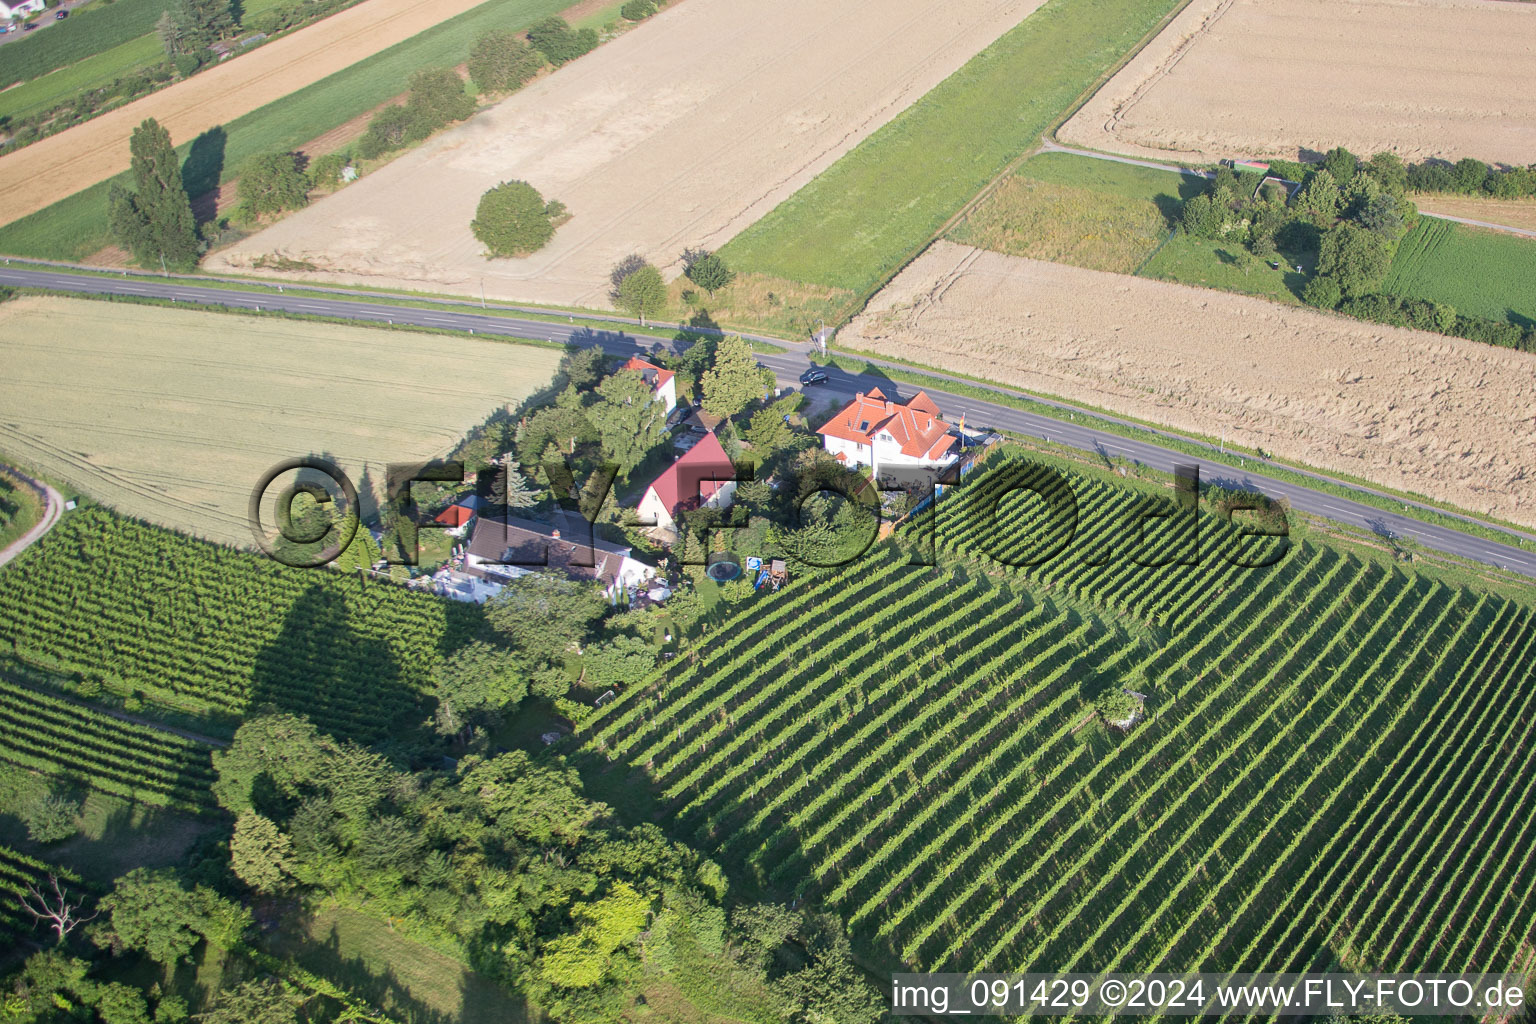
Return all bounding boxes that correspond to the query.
[3,263,1533,580]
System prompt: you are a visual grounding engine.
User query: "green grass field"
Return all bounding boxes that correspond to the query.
[1138,230,1309,302]
[0,0,572,260]
[0,33,162,122]
[1383,218,1536,328]
[951,151,1202,273]
[716,0,1183,305]
[0,0,164,89]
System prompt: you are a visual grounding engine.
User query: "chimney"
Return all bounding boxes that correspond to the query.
[551,528,561,540]
[885,400,894,415]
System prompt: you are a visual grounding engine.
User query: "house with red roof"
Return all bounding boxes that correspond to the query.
[620,356,677,415]
[816,388,959,473]
[637,430,738,532]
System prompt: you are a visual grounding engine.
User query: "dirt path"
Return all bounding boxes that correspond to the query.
[0,466,62,569]
[0,0,495,228]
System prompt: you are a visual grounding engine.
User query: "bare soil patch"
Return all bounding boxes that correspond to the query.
[207,0,1046,307]
[1059,0,1536,167]
[0,296,560,547]
[0,0,494,227]
[845,241,1536,527]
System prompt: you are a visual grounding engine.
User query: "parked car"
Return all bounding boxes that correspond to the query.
[55,9,68,19]
[800,368,829,386]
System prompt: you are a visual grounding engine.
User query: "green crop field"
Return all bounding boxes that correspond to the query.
[0,33,163,123]
[951,151,1203,273]
[0,0,165,90]
[716,0,1184,307]
[1384,218,1536,328]
[0,675,218,812]
[0,506,481,743]
[0,0,572,260]
[581,447,1536,975]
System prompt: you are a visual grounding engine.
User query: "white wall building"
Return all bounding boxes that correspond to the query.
[816,387,959,472]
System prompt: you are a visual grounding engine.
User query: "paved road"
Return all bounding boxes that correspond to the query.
[0,465,63,569]
[3,264,1534,579]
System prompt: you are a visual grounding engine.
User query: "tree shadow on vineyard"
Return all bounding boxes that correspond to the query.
[250,586,424,746]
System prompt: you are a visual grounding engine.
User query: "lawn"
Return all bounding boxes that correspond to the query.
[716,0,1183,306]
[1382,218,1536,328]
[1137,230,1309,303]
[951,151,1205,273]
[0,466,43,551]
[265,906,537,1024]
[0,0,572,260]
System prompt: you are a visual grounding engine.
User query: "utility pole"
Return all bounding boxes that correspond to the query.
[481,278,486,309]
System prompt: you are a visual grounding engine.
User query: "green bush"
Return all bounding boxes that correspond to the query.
[236,150,309,221]
[1301,275,1342,309]
[355,67,472,159]
[24,793,81,844]
[526,16,597,66]
[307,151,350,189]
[468,28,544,94]
[619,0,656,20]
[471,179,558,257]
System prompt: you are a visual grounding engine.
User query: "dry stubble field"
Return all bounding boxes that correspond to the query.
[844,241,1536,528]
[0,0,495,227]
[208,0,1046,307]
[0,296,560,547]
[1059,0,1536,167]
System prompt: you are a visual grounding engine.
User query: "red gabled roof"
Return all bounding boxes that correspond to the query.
[817,388,955,460]
[434,505,474,527]
[622,356,676,394]
[644,430,734,518]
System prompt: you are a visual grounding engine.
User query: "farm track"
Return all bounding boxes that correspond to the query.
[0,466,63,569]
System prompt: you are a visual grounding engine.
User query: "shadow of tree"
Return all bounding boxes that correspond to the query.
[249,586,421,746]
[182,126,227,224]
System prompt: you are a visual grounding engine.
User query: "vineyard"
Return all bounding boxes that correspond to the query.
[0,506,480,743]
[0,844,89,945]
[582,449,1536,975]
[0,676,217,813]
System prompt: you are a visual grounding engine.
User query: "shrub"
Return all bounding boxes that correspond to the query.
[471,180,558,257]
[1301,275,1342,309]
[683,250,735,294]
[406,66,475,128]
[526,16,597,66]
[620,0,656,20]
[24,793,81,844]
[308,151,350,189]
[357,104,414,160]
[236,151,309,221]
[468,29,544,95]
[1321,146,1358,184]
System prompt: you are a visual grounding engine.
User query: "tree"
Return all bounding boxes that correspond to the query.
[1356,193,1404,238]
[487,570,605,666]
[538,882,650,989]
[744,393,807,455]
[432,639,528,735]
[211,713,332,815]
[93,869,249,966]
[492,464,539,509]
[459,750,600,846]
[170,0,233,50]
[1233,249,1261,277]
[1452,157,1490,194]
[23,793,80,843]
[609,253,648,297]
[229,812,295,894]
[406,66,475,130]
[18,874,96,944]
[682,249,735,295]
[468,29,544,95]
[1322,146,1359,184]
[1365,151,1408,195]
[772,921,883,1024]
[732,903,801,971]
[108,118,201,270]
[156,9,191,57]
[577,634,654,690]
[588,369,669,476]
[1316,222,1391,297]
[1302,274,1342,309]
[236,151,309,221]
[1292,170,1342,222]
[1095,688,1140,723]
[620,0,656,20]
[472,180,558,257]
[615,262,667,325]
[1180,193,1224,238]
[196,978,308,1024]
[700,334,773,419]
[526,16,598,67]
[357,104,415,159]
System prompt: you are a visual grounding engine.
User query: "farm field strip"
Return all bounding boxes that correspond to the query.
[581,451,1536,976]
[1382,218,1536,327]
[1058,0,1536,168]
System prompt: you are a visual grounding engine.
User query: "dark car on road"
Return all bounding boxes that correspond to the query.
[800,368,829,386]
[55,9,68,18]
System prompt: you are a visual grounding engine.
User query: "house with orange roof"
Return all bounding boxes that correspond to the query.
[636,430,738,532]
[620,355,678,415]
[816,388,959,473]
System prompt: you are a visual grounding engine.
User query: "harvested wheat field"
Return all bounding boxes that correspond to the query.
[207,0,1046,307]
[845,241,1536,527]
[0,296,560,546]
[0,0,495,227]
[1059,0,1536,167]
